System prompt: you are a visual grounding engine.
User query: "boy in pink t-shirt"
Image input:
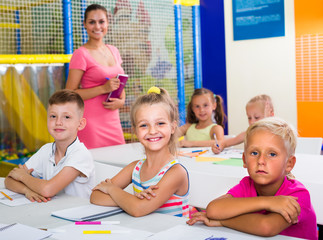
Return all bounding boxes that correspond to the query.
[187,117,317,240]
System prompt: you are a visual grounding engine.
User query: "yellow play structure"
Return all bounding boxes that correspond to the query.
[0,67,53,151]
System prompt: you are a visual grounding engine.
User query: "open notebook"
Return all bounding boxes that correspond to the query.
[0,223,51,240]
[51,204,123,221]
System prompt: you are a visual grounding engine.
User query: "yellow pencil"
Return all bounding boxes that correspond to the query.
[83,230,112,234]
[83,230,130,234]
[0,191,13,201]
[198,150,208,155]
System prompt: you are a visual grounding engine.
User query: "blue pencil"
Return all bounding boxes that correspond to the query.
[192,150,203,153]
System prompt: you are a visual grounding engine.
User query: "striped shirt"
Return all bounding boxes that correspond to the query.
[132,159,189,217]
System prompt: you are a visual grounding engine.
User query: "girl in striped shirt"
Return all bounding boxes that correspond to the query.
[90,87,189,217]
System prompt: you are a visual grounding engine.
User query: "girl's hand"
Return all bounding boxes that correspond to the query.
[211,140,224,154]
[266,196,300,224]
[135,185,159,200]
[102,97,125,110]
[25,189,51,203]
[186,212,222,227]
[103,77,120,93]
[92,179,113,194]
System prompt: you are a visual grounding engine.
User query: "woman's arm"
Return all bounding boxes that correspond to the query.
[102,89,125,110]
[66,69,120,100]
[92,164,188,217]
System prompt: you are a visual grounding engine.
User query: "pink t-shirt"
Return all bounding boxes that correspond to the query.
[69,45,125,149]
[228,176,317,240]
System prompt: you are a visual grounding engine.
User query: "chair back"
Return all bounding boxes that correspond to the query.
[296,137,323,155]
[94,161,133,193]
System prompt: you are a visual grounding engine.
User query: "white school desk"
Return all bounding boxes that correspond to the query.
[90,143,323,225]
[0,179,297,239]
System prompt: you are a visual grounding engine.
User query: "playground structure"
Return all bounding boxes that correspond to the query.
[0,0,202,162]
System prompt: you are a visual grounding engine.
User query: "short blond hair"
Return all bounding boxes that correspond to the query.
[245,117,297,157]
[246,94,274,117]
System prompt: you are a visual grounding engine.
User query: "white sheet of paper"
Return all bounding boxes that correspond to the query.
[0,189,33,207]
[51,223,153,240]
[147,224,262,240]
[0,223,52,240]
[202,148,243,159]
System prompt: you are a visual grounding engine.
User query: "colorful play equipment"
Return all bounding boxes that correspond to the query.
[0,0,202,163]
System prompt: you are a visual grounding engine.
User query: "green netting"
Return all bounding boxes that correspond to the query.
[0,0,196,157]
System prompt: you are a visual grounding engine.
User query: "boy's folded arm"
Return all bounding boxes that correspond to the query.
[5,175,30,195]
[220,212,292,237]
[4,176,50,202]
[207,195,300,224]
[19,166,81,198]
[207,195,274,220]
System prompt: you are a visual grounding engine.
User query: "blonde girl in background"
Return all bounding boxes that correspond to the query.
[90,87,189,217]
[212,94,274,154]
[179,88,226,147]
[188,117,317,240]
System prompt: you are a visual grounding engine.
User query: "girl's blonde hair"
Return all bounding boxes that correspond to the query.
[186,88,227,129]
[246,94,274,117]
[245,117,297,178]
[130,87,179,155]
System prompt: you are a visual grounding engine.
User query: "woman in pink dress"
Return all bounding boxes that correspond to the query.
[66,4,125,149]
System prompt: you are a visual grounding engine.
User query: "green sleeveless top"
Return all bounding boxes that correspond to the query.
[186,123,217,141]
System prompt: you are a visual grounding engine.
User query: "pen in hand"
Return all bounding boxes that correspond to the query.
[213,133,219,148]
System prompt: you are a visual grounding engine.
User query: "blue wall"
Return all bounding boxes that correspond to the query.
[200,0,228,133]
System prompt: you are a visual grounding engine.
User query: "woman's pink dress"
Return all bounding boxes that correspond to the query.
[69,45,125,149]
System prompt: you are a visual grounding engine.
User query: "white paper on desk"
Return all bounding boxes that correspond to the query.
[51,223,153,240]
[0,223,52,240]
[147,224,261,240]
[0,188,33,206]
[51,204,123,221]
[203,148,243,159]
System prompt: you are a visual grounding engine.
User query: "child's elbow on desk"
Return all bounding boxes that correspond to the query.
[125,204,151,218]
[39,185,57,198]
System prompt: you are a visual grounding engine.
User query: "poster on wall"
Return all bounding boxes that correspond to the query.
[232,0,285,41]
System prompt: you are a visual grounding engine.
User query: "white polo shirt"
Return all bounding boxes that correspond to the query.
[25,138,95,198]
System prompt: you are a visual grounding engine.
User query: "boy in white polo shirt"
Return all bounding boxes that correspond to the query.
[5,89,95,201]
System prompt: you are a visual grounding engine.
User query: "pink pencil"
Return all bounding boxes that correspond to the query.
[75,221,120,225]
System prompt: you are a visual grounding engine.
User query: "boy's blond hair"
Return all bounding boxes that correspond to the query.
[246,94,274,117]
[245,117,297,157]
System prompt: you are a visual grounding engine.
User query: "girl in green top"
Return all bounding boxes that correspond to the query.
[179,88,226,147]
